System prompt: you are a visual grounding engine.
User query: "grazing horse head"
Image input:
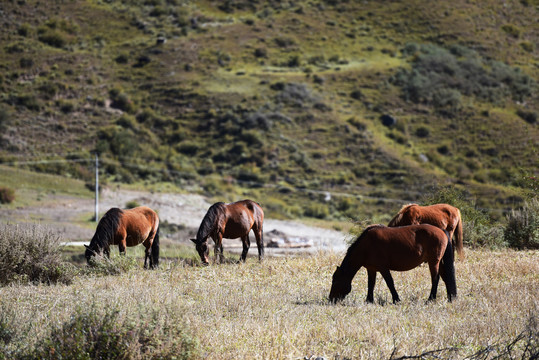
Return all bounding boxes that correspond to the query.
[191,238,210,265]
[84,244,101,263]
[329,266,352,303]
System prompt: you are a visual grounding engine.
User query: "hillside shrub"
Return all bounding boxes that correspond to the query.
[38,29,69,48]
[9,94,41,111]
[519,41,534,52]
[33,304,198,360]
[501,24,521,38]
[504,199,539,249]
[17,23,32,37]
[109,89,135,113]
[393,43,536,113]
[0,224,74,285]
[303,203,330,219]
[0,107,10,131]
[516,109,537,124]
[0,187,15,204]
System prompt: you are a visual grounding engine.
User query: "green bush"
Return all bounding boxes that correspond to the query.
[125,200,141,209]
[0,187,15,204]
[504,199,539,249]
[303,202,330,219]
[393,43,536,111]
[33,304,198,360]
[0,224,75,285]
[501,24,521,38]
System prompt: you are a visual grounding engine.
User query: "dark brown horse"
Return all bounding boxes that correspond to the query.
[388,203,464,260]
[85,206,160,269]
[191,200,264,265]
[329,224,457,304]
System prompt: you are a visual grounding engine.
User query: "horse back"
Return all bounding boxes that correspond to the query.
[361,225,447,272]
[117,206,159,246]
[390,203,458,229]
[222,200,263,238]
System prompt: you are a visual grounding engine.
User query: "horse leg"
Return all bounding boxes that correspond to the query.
[116,229,127,257]
[144,243,151,269]
[213,234,224,264]
[118,241,126,256]
[240,235,250,262]
[427,262,441,301]
[380,269,400,303]
[439,265,454,302]
[440,249,457,302]
[366,270,376,303]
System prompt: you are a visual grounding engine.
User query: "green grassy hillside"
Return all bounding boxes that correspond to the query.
[0,0,537,220]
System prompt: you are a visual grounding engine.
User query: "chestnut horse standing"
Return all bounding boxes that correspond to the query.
[85,206,160,268]
[388,203,464,260]
[191,200,264,265]
[329,224,457,304]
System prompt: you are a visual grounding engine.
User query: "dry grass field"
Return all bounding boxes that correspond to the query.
[0,249,537,359]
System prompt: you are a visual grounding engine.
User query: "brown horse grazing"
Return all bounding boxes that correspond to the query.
[191,200,264,265]
[329,224,457,304]
[388,203,464,260]
[84,206,160,269]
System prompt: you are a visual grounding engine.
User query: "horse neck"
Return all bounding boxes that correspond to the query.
[338,249,363,281]
[91,209,121,250]
[338,231,372,281]
[196,209,219,242]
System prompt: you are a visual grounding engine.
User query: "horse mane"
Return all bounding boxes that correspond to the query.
[387,203,417,226]
[90,208,123,251]
[196,202,225,243]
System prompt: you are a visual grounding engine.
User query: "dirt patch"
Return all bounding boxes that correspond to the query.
[1,187,348,256]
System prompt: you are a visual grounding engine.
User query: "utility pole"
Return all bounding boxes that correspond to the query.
[95,153,99,222]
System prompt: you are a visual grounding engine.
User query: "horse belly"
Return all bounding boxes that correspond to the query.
[394,246,426,270]
[124,228,150,247]
[222,221,250,239]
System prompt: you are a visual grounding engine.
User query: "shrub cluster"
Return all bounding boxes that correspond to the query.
[393,43,535,115]
[0,224,74,285]
[1,302,197,359]
[504,199,539,249]
[0,187,15,204]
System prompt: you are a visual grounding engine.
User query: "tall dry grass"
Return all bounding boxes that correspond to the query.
[0,250,537,359]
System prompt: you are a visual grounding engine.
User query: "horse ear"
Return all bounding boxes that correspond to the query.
[190,238,197,244]
[84,244,89,249]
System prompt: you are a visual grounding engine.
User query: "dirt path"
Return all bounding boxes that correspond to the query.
[1,187,349,255]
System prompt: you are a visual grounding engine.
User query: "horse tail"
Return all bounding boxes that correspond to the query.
[442,230,457,301]
[454,209,464,261]
[151,224,160,268]
[253,201,265,256]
